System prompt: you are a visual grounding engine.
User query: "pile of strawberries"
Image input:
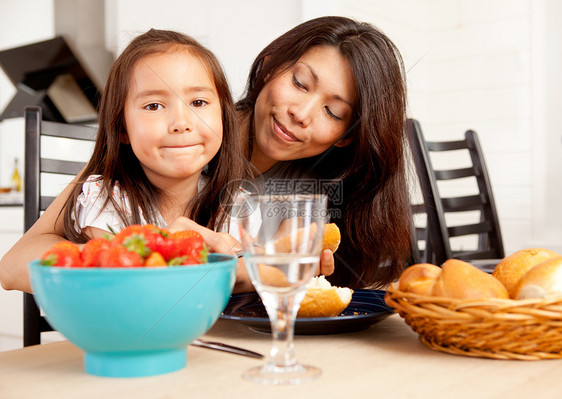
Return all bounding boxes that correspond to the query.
[39,224,208,267]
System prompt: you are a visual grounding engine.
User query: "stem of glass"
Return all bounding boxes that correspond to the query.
[265,293,301,368]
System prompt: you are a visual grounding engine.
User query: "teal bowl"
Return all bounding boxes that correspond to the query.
[29,254,236,378]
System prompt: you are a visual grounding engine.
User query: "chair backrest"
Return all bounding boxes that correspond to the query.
[23,106,96,346]
[406,118,504,266]
[407,119,449,265]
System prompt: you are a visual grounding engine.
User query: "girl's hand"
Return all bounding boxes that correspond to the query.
[166,217,253,292]
[166,216,241,255]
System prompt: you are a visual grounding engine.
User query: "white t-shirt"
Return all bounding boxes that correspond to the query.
[72,175,260,240]
[73,175,167,234]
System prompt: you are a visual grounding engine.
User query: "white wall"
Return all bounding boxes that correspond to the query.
[105,0,303,99]
[531,0,562,252]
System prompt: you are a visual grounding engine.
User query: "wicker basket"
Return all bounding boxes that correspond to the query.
[384,284,562,360]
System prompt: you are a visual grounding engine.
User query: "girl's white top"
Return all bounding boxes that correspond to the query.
[73,175,167,233]
[73,175,259,240]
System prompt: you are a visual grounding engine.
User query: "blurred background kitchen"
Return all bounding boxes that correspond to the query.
[0,0,560,350]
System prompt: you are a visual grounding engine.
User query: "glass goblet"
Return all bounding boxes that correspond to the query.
[237,194,327,385]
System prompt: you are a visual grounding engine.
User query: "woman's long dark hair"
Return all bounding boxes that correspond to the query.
[63,29,249,241]
[237,16,411,288]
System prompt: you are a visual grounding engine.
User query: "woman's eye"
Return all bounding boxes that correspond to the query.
[292,75,307,90]
[325,106,342,121]
[192,99,208,107]
[144,103,162,111]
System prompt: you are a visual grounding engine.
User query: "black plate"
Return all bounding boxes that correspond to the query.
[220,289,393,335]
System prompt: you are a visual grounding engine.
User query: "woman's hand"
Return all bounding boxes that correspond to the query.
[233,258,254,293]
[318,249,335,276]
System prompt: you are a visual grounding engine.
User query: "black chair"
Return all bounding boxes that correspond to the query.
[407,122,448,266]
[406,119,504,271]
[23,106,96,346]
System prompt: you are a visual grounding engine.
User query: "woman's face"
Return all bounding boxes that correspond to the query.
[252,45,356,173]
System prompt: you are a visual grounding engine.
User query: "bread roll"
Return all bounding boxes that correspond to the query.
[298,276,353,318]
[432,259,509,299]
[323,223,341,252]
[514,256,562,300]
[399,263,442,295]
[493,248,559,298]
[274,223,318,252]
[256,264,290,287]
[274,223,341,253]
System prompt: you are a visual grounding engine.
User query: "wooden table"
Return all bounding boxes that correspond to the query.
[1,314,560,399]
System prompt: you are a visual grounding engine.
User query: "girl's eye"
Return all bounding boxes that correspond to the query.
[192,99,208,107]
[144,103,162,111]
[292,75,307,90]
[325,106,342,121]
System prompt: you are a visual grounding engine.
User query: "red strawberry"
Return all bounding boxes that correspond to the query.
[112,225,145,244]
[143,225,169,237]
[120,234,151,258]
[172,231,208,264]
[168,253,202,266]
[152,235,179,261]
[138,225,178,260]
[113,224,156,259]
[172,230,203,241]
[97,245,143,267]
[113,224,177,260]
[81,238,112,267]
[40,241,82,267]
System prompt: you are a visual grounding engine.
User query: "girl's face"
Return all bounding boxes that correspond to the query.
[252,45,356,172]
[124,48,222,189]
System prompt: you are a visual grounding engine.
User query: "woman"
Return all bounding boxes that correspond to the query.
[237,16,411,288]
[0,16,411,292]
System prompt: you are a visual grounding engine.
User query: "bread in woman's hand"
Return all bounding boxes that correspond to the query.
[514,256,562,299]
[432,259,509,299]
[298,275,353,317]
[492,248,559,297]
[322,223,341,252]
[274,223,341,253]
[273,223,318,252]
[256,263,290,287]
[398,263,442,295]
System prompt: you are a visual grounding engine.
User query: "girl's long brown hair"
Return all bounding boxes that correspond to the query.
[63,29,249,241]
[237,16,411,288]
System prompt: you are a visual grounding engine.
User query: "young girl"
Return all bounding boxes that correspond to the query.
[0,29,252,293]
[66,28,246,241]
